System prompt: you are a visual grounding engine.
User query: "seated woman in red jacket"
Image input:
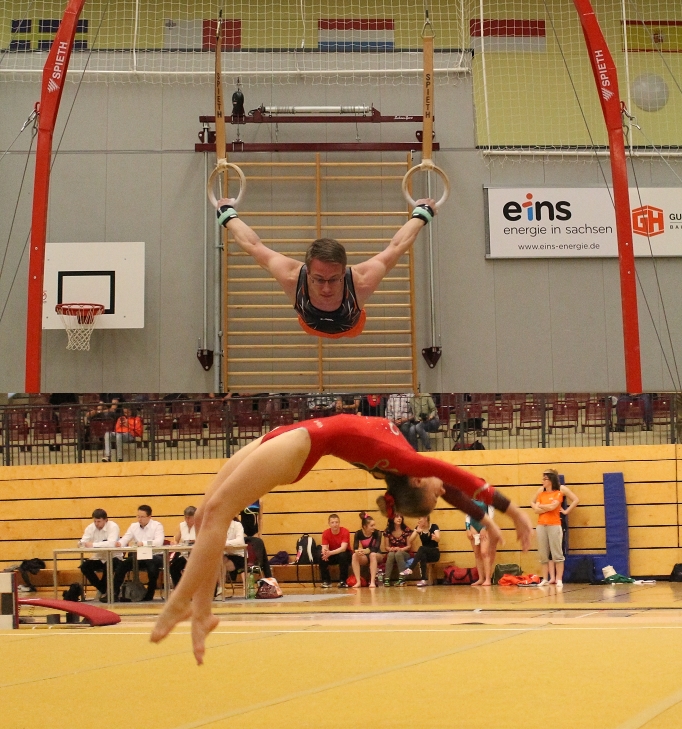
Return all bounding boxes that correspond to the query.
[151,415,532,663]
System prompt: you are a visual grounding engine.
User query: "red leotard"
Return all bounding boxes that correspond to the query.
[261,415,500,508]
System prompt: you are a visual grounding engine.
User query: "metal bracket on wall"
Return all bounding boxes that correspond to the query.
[422,346,442,368]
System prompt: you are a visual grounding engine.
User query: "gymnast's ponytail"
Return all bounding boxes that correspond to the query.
[358,511,373,528]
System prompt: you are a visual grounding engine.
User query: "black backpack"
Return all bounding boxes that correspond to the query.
[19,558,46,589]
[452,440,485,451]
[565,557,595,584]
[62,583,84,602]
[295,535,320,565]
[671,564,682,582]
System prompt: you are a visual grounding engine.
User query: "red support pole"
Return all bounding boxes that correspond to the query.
[25,0,87,393]
[572,0,642,393]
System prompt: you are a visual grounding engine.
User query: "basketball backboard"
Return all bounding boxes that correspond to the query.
[42,241,145,329]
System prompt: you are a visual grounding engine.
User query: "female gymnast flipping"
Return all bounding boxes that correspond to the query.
[151,415,533,663]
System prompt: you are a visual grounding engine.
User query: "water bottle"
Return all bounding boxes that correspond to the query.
[247,569,257,599]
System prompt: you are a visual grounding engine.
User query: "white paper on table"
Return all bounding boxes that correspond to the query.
[136,546,153,560]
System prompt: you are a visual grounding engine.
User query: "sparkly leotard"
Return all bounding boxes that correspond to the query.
[261,415,507,513]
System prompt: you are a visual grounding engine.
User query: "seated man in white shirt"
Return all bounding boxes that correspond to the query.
[113,504,165,601]
[79,508,122,601]
[170,505,196,587]
[224,517,246,584]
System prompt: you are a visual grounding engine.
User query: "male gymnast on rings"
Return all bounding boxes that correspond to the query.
[215,196,437,338]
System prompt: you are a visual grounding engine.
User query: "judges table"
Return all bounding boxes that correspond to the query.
[52,544,249,604]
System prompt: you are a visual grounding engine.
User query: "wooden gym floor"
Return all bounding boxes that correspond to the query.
[4,583,682,728]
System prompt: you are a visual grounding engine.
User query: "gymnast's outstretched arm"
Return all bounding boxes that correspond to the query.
[217,197,301,303]
[374,439,533,550]
[352,197,436,307]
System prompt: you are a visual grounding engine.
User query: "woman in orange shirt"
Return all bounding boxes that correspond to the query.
[531,469,579,587]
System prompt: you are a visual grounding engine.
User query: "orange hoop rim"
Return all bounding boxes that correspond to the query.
[55,303,105,318]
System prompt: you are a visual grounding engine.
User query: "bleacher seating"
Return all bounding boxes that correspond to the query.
[0,392,678,467]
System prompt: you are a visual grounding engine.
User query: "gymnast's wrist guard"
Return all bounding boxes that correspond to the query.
[491,490,511,513]
[217,205,238,227]
[411,204,434,225]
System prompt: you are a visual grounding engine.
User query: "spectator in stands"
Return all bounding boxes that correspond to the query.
[335,395,360,414]
[240,504,272,578]
[465,499,497,586]
[224,516,247,584]
[169,506,196,587]
[531,469,580,587]
[79,508,121,601]
[320,513,352,588]
[208,392,235,403]
[306,394,336,413]
[411,390,440,451]
[351,512,383,588]
[401,515,440,586]
[86,401,114,424]
[358,394,385,417]
[386,393,417,449]
[113,505,165,601]
[615,393,653,432]
[100,394,123,414]
[382,513,413,586]
[102,406,143,462]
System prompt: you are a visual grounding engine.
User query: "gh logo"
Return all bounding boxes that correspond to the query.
[632,205,665,237]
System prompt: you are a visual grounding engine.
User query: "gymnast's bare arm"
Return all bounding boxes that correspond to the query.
[352,197,436,308]
[218,197,301,303]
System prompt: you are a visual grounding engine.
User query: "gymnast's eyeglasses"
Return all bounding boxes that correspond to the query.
[308,274,344,286]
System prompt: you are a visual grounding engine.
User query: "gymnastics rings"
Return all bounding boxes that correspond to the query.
[401,160,450,210]
[401,10,450,211]
[207,160,246,209]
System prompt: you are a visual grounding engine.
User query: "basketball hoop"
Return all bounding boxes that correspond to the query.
[55,303,104,351]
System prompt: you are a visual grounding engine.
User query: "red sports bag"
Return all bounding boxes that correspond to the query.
[443,566,479,585]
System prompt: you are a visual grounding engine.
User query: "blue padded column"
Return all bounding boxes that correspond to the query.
[602,472,630,577]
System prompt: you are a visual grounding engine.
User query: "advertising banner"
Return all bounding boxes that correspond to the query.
[486,187,682,258]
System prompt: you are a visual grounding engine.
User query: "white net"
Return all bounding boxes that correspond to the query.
[2,2,678,147]
[56,303,103,351]
[0,0,471,84]
[470,0,682,153]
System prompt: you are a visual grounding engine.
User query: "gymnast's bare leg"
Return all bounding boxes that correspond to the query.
[151,428,311,663]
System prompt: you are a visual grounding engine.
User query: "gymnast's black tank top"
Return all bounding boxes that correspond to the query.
[294,266,362,336]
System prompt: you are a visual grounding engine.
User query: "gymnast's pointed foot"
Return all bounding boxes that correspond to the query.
[150,598,191,644]
[192,611,221,665]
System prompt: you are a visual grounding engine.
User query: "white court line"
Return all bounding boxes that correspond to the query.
[0,631,283,689]
[4,624,682,637]
[168,628,536,729]
[614,687,682,729]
